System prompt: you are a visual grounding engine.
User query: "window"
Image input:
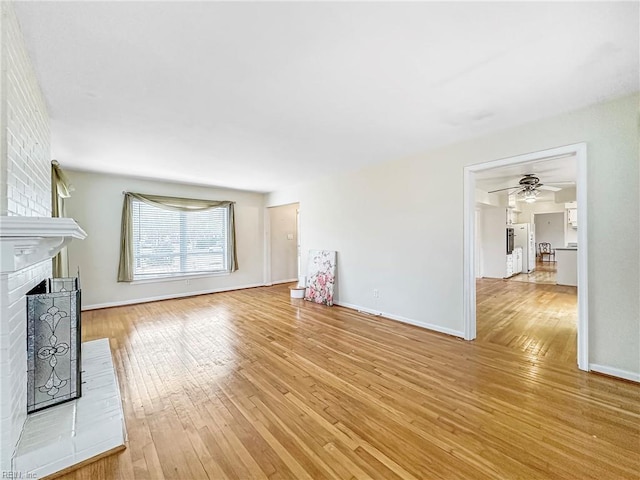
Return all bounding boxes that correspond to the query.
[118,193,237,282]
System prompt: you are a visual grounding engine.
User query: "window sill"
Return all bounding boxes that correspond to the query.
[130,271,231,285]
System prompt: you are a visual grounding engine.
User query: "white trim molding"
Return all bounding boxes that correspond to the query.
[463,167,476,340]
[0,217,87,274]
[82,282,265,310]
[574,143,589,371]
[336,301,465,338]
[589,364,640,383]
[263,206,272,286]
[271,278,299,285]
[463,143,589,371]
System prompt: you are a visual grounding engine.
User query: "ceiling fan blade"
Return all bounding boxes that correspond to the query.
[488,185,521,193]
[538,185,561,192]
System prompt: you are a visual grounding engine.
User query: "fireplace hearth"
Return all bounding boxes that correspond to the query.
[1,216,126,478]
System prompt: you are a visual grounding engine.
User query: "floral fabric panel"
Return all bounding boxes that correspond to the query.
[304,250,336,306]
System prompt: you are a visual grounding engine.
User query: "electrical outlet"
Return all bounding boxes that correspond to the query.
[373,289,379,298]
[186,279,191,286]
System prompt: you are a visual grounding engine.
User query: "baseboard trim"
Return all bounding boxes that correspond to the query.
[270,278,299,285]
[589,364,640,383]
[336,301,465,339]
[82,283,265,311]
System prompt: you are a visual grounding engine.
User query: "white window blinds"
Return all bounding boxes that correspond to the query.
[131,199,230,278]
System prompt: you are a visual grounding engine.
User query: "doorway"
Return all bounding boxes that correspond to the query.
[475,278,578,363]
[505,212,565,285]
[463,143,588,370]
[267,203,300,285]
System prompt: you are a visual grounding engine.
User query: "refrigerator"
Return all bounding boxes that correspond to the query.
[513,223,536,273]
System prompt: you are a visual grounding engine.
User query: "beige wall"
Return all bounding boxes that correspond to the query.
[535,212,565,249]
[269,203,298,283]
[516,200,564,224]
[267,93,640,377]
[518,200,579,246]
[65,170,266,308]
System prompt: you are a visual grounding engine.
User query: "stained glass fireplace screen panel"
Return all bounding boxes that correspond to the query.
[27,278,82,413]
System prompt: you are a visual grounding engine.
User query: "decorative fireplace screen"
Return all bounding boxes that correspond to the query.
[26,277,82,413]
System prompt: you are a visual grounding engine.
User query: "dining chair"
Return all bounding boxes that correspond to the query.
[538,242,555,262]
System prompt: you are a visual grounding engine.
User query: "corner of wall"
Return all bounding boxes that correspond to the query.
[0,0,52,471]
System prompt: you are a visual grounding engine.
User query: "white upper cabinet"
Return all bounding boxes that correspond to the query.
[568,208,578,228]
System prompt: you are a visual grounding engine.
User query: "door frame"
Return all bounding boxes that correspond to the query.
[463,143,589,370]
[264,202,301,286]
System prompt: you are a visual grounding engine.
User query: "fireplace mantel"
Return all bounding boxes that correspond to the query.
[0,216,87,274]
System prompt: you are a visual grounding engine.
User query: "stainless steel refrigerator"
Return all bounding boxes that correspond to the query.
[513,223,536,273]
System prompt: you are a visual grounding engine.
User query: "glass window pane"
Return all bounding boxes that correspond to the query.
[131,200,229,278]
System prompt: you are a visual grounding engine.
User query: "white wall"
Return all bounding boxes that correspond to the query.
[0,1,52,470]
[474,208,482,278]
[268,203,298,284]
[267,93,640,376]
[519,199,579,247]
[64,170,266,308]
[480,207,508,279]
[555,187,577,203]
[534,212,565,250]
[517,200,564,224]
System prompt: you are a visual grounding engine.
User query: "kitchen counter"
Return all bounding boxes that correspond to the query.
[556,247,577,286]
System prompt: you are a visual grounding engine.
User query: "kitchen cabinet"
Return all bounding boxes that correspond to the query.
[505,254,513,278]
[504,248,522,278]
[513,247,523,274]
[568,208,578,228]
[556,247,577,286]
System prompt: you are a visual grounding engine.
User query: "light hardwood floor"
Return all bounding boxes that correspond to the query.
[476,275,577,364]
[508,260,557,285]
[58,285,638,479]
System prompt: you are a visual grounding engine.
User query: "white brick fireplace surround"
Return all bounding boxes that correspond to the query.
[0,258,51,471]
[1,217,127,479]
[0,217,88,473]
[2,0,52,471]
[2,3,124,476]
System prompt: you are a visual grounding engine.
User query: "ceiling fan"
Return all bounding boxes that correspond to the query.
[488,174,568,203]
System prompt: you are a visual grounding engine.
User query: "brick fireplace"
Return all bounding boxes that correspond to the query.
[1,3,126,475]
[1,216,127,477]
[0,218,87,471]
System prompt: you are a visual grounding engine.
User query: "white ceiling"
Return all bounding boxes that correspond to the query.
[475,154,577,203]
[14,2,639,193]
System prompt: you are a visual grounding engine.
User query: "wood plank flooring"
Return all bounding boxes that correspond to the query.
[58,285,638,479]
[507,260,557,285]
[476,276,577,364]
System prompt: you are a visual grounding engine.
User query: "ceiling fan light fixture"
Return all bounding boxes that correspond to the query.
[523,189,539,203]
